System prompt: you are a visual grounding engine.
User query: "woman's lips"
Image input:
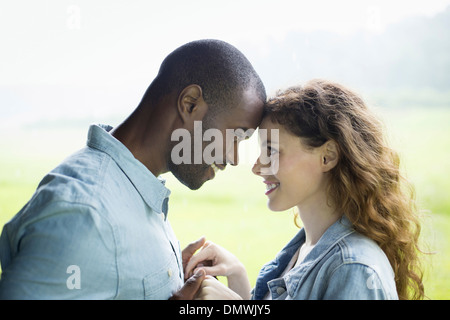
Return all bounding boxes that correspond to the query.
[264,181,280,195]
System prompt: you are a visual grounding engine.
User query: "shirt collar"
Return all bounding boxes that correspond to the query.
[86,124,171,218]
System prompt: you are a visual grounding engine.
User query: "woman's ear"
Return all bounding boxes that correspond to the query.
[177,84,209,125]
[321,140,339,172]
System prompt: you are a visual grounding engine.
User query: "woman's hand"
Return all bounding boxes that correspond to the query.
[184,241,241,278]
[184,240,251,300]
[196,276,243,300]
[181,236,206,272]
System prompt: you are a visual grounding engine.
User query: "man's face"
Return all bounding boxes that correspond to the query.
[169,89,264,190]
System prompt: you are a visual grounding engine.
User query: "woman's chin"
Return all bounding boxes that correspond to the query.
[267,200,290,212]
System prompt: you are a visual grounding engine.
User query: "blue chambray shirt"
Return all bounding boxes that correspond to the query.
[252,216,398,300]
[0,124,184,299]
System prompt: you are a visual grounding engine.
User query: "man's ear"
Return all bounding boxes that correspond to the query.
[321,140,339,172]
[177,84,209,125]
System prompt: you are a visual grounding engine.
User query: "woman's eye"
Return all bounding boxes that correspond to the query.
[266,146,278,157]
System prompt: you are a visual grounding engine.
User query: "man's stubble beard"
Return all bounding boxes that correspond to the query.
[167,117,215,190]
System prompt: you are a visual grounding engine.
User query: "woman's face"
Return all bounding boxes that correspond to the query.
[252,117,329,212]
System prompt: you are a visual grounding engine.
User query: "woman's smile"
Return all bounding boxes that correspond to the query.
[264,180,280,195]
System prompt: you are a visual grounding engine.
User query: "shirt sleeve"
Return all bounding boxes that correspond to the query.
[322,263,391,300]
[0,200,118,299]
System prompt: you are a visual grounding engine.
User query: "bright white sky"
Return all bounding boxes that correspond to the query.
[1,0,449,86]
[0,0,449,125]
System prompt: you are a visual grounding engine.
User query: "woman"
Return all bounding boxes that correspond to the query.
[185,79,425,300]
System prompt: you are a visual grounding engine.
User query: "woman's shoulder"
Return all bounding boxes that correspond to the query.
[335,230,397,292]
[338,231,390,266]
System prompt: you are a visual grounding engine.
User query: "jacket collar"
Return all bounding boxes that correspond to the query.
[253,215,354,299]
[283,216,355,297]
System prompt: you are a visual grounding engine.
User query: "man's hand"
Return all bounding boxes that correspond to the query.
[169,268,206,300]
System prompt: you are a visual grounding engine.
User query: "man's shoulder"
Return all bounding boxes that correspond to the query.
[4,147,116,232]
[52,146,110,184]
[37,147,114,202]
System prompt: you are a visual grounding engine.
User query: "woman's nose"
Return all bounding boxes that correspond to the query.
[252,156,262,176]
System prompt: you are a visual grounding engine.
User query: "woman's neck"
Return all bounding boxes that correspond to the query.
[297,195,342,246]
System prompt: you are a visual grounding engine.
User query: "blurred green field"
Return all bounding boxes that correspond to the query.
[0,107,449,299]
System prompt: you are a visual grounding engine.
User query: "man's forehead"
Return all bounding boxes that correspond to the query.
[238,88,264,105]
[233,90,264,120]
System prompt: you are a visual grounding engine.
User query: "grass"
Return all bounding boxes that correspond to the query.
[0,107,449,299]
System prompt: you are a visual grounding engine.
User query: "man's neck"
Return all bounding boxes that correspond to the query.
[111,102,172,177]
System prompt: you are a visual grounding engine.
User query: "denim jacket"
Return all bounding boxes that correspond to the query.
[252,216,398,300]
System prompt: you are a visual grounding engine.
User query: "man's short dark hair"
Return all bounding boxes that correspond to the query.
[151,39,266,115]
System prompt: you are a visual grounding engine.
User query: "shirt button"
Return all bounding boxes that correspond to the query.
[167,268,173,278]
[276,287,286,295]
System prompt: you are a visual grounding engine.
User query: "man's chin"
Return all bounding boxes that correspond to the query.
[169,164,211,190]
[179,176,209,190]
[186,181,205,190]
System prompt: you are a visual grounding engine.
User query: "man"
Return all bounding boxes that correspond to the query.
[0,39,266,299]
